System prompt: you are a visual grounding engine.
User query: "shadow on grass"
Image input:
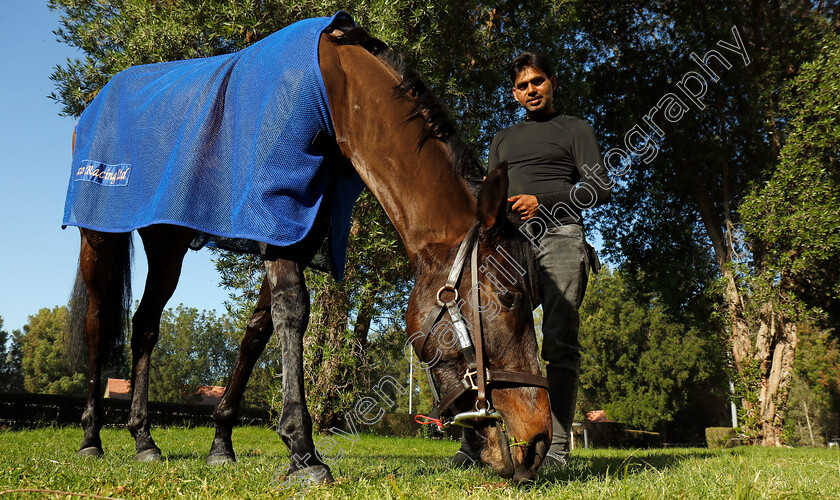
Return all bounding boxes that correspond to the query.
[537,449,717,485]
[326,454,473,480]
[156,452,212,461]
[336,450,721,491]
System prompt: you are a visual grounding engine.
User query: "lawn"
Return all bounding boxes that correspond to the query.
[1,426,838,499]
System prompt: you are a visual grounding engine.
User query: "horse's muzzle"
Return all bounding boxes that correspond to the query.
[451,408,548,482]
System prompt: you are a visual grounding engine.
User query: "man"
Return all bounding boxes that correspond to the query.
[454,50,611,469]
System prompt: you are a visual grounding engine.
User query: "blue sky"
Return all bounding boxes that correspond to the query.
[0,3,229,333]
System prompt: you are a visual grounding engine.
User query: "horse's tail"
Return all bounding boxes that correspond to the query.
[68,233,133,371]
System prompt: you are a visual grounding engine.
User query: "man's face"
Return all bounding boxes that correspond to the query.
[512,66,556,118]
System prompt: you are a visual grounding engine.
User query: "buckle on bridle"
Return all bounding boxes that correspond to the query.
[436,285,459,305]
[463,369,478,390]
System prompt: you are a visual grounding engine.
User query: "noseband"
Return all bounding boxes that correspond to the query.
[412,224,548,429]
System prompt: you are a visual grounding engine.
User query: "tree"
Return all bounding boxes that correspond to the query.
[0,316,24,392]
[740,32,840,328]
[148,305,239,403]
[578,268,728,435]
[300,191,413,429]
[736,31,840,442]
[18,307,86,395]
[561,0,839,445]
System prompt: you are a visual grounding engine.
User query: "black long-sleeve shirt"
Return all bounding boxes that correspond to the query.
[488,113,611,226]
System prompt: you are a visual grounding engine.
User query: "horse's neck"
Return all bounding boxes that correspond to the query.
[320,39,477,261]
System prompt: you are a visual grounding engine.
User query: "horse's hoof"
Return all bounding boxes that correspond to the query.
[134,447,162,462]
[205,453,236,465]
[77,446,103,458]
[287,465,334,484]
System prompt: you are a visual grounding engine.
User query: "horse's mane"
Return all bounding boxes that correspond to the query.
[328,23,485,194]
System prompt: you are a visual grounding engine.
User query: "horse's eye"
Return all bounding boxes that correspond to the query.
[498,291,520,309]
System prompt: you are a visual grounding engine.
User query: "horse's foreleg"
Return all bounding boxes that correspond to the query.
[266,259,333,484]
[127,226,193,461]
[207,278,273,464]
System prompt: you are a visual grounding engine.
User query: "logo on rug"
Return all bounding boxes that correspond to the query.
[75,161,131,186]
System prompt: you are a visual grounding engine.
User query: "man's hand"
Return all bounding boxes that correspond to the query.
[508,194,539,220]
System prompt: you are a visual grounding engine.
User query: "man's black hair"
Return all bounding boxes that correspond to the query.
[508,50,553,84]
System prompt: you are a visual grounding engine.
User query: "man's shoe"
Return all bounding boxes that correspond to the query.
[451,449,481,468]
[451,427,483,468]
[540,450,568,470]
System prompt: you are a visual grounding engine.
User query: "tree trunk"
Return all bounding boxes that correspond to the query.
[754,303,798,446]
[693,177,797,446]
[304,285,376,431]
[304,285,353,431]
[803,401,814,446]
[725,276,798,446]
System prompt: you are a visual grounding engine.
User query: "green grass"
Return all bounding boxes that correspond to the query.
[1,426,838,499]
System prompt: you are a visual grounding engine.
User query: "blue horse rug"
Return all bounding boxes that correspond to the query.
[63,12,365,280]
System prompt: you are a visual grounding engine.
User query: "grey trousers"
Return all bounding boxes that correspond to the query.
[533,224,592,453]
[536,224,591,370]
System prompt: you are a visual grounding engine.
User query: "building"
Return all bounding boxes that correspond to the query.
[103,378,226,405]
[196,385,225,405]
[103,378,131,400]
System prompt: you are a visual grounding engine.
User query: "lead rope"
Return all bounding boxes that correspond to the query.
[414,414,445,430]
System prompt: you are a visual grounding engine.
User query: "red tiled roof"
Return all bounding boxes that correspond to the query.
[587,410,615,423]
[104,378,131,399]
[196,385,225,405]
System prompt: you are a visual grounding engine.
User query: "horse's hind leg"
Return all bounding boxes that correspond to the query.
[266,258,333,483]
[206,278,273,464]
[127,225,194,461]
[76,229,132,457]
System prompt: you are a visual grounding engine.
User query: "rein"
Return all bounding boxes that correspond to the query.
[412,224,548,429]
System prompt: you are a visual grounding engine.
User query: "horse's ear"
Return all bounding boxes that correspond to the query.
[477,161,509,229]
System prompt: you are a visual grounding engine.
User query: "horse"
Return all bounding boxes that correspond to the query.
[65,13,551,483]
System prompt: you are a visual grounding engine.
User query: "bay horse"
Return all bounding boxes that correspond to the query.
[67,15,551,483]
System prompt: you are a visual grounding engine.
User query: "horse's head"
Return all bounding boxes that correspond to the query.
[407,162,551,482]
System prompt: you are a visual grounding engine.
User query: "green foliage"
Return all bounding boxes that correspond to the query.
[49,0,301,116]
[0,316,24,392]
[741,34,840,321]
[579,268,726,432]
[736,30,840,442]
[731,356,763,445]
[705,427,739,449]
[148,305,239,404]
[18,307,85,395]
[211,251,264,331]
[208,251,281,408]
[783,322,840,446]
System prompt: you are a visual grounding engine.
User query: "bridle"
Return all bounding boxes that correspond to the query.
[411,223,549,430]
